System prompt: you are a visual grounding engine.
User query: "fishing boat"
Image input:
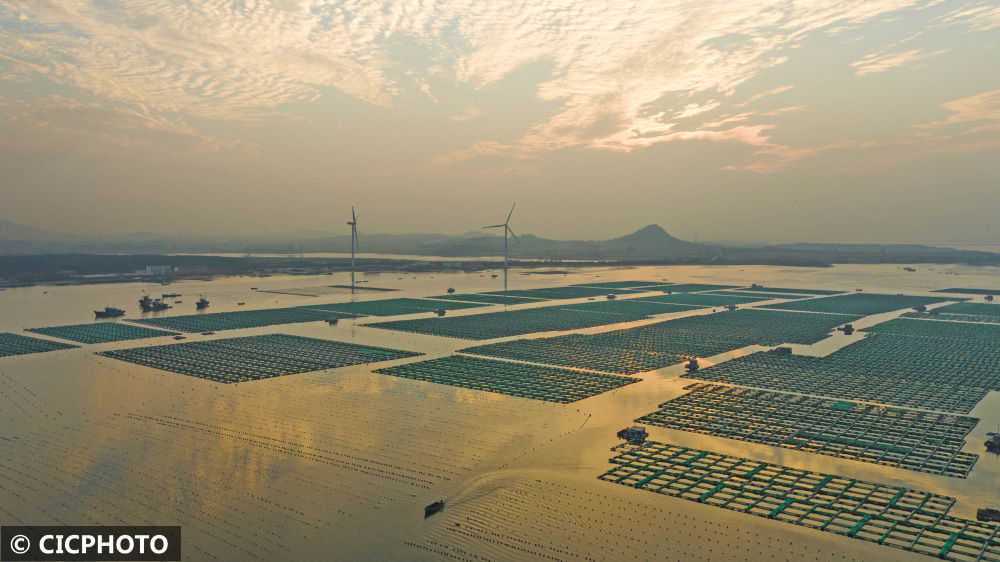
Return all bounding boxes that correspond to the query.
[94,306,125,318]
[424,500,445,517]
[196,297,210,309]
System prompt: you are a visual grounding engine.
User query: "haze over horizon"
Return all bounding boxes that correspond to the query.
[1,0,998,244]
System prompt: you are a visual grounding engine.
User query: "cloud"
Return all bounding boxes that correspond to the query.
[450,106,485,122]
[937,1,1000,31]
[851,48,947,76]
[0,0,961,167]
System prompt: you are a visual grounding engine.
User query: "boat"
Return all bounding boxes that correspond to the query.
[606,294,617,300]
[201,331,215,336]
[424,500,445,518]
[94,306,126,318]
[196,297,210,310]
[685,358,699,373]
[617,426,648,445]
[986,433,1000,454]
[173,335,186,340]
[150,299,171,311]
[435,309,447,317]
[250,287,258,290]
[447,287,456,294]
[139,295,154,311]
[237,302,245,306]
[326,318,339,325]
[162,293,181,298]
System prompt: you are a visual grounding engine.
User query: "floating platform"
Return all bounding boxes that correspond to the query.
[762,293,952,316]
[98,333,421,384]
[600,441,1000,561]
[376,355,636,403]
[0,332,78,358]
[27,322,179,344]
[637,383,979,478]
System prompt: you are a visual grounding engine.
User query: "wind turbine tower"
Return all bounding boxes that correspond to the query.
[483,203,519,292]
[347,207,359,291]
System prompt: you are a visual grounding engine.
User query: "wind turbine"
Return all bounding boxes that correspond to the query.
[347,207,359,292]
[483,203,519,292]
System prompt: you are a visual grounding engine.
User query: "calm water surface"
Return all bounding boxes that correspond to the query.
[2,263,998,560]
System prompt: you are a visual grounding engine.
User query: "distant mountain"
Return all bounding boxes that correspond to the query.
[0,219,68,241]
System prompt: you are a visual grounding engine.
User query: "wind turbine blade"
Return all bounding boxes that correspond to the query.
[483,224,505,229]
[352,206,356,222]
[506,203,516,224]
[507,226,520,244]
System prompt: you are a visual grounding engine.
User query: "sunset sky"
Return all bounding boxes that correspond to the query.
[1,0,998,243]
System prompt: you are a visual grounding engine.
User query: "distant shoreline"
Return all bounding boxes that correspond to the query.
[1,250,998,288]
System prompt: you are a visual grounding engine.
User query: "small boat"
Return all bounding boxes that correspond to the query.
[173,335,186,340]
[447,287,456,294]
[150,299,171,311]
[424,500,445,518]
[617,426,648,445]
[201,331,215,336]
[435,309,447,317]
[237,302,245,306]
[162,293,181,298]
[986,433,1000,454]
[196,297,210,309]
[250,287,258,290]
[606,294,616,300]
[326,318,339,325]
[94,306,126,318]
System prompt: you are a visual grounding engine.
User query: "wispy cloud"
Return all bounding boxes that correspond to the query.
[450,106,485,122]
[0,0,978,168]
[851,48,946,76]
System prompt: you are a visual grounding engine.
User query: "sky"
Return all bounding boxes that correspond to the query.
[0,0,998,244]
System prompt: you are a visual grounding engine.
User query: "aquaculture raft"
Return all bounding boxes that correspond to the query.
[686,328,1000,414]
[375,355,636,403]
[634,293,769,307]
[599,441,1000,561]
[426,293,545,305]
[0,332,78,357]
[932,288,1000,296]
[761,293,951,316]
[570,280,667,289]
[461,333,688,375]
[97,333,421,383]
[366,305,649,340]
[481,285,640,300]
[631,283,741,293]
[637,383,979,478]
[305,298,487,317]
[27,322,179,344]
[257,284,397,296]
[130,306,360,333]
[458,308,854,374]
[708,290,816,300]
[866,317,1000,340]
[736,286,845,295]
